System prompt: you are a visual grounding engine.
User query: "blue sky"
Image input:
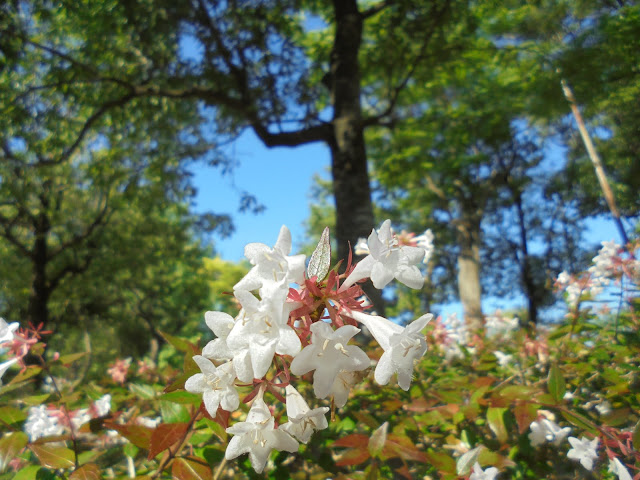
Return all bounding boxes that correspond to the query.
[191,130,626,322]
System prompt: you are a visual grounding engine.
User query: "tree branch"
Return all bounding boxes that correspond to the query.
[250,122,331,147]
[360,0,394,19]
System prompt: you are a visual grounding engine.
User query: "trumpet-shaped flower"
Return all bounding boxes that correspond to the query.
[227,288,301,382]
[0,318,19,344]
[528,419,571,447]
[290,322,369,399]
[347,310,431,390]
[280,385,329,443]
[567,436,599,470]
[202,311,235,361]
[234,225,306,297]
[185,356,239,415]
[225,397,299,473]
[343,220,425,290]
[469,462,499,480]
[609,457,632,480]
[0,357,18,385]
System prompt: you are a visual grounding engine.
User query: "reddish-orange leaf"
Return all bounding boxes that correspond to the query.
[104,422,153,449]
[514,402,540,434]
[69,463,101,480]
[394,465,413,480]
[335,447,371,467]
[383,434,427,463]
[148,422,189,460]
[332,433,369,448]
[172,456,212,480]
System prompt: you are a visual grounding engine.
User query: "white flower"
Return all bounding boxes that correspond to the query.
[202,311,235,361]
[280,385,329,444]
[327,370,365,407]
[469,462,499,480]
[347,310,431,390]
[354,237,370,256]
[0,357,18,385]
[185,356,239,415]
[93,394,111,417]
[0,318,19,344]
[226,288,301,382]
[137,416,161,428]
[290,322,369,399]
[594,400,612,416]
[567,436,599,471]
[71,409,91,431]
[414,229,434,263]
[493,351,513,367]
[234,225,306,297]
[225,397,299,473]
[528,419,571,447]
[24,405,64,441]
[342,220,425,290]
[609,457,632,480]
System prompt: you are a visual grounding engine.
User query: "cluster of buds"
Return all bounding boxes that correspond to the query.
[184,220,434,472]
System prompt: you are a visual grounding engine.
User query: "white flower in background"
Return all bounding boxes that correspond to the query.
[485,314,519,336]
[202,311,235,361]
[342,220,425,290]
[185,356,239,415]
[234,225,306,296]
[280,385,329,444]
[93,394,111,417]
[227,288,301,382]
[225,397,299,473]
[590,240,618,278]
[290,322,369,399]
[0,357,18,385]
[469,462,499,480]
[347,310,431,390]
[567,436,599,470]
[493,351,513,367]
[528,419,571,447]
[70,409,91,431]
[557,271,571,286]
[24,405,64,441]
[594,400,612,416]
[609,457,632,480]
[414,228,435,263]
[0,318,19,344]
[354,237,369,256]
[137,416,161,428]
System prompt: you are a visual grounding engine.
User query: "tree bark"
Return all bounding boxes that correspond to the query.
[329,0,383,315]
[28,209,50,329]
[456,205,483,330]
[514,193,538,325]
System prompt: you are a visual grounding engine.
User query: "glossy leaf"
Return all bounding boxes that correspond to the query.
[148,422,189,460]
[69,463,101,480]
[30,444,75,469]
[547,364,566,404]
[0,432,27,472]
[172,456,212,480]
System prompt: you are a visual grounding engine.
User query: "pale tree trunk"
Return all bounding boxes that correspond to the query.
[456,208,483,330]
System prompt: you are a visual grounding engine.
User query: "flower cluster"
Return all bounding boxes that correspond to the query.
[556,240,639,308]
[184,221,433,472]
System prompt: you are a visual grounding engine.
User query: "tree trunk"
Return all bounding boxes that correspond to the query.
[329,1,383,315]
[456,208,483,330]
[28,211,50,329]
[514,193,538,325]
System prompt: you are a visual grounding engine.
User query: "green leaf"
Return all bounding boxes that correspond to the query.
[69,463,101,480]
[172,456,212,480]
[160,401,190,424]
[486,407,508,443]
[56,352,88,365]
[547,364,566,403]
[633,420,640,451]
[29,445,76,470]
[13,466,42,480]
[160,331,196,353]
[0,432,28,472]
[561,410,596,433]
[308,227,331,280]
[0,406,27,426]
[158,391,201,405]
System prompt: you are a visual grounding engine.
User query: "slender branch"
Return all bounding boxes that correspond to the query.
[560,78,629,246]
